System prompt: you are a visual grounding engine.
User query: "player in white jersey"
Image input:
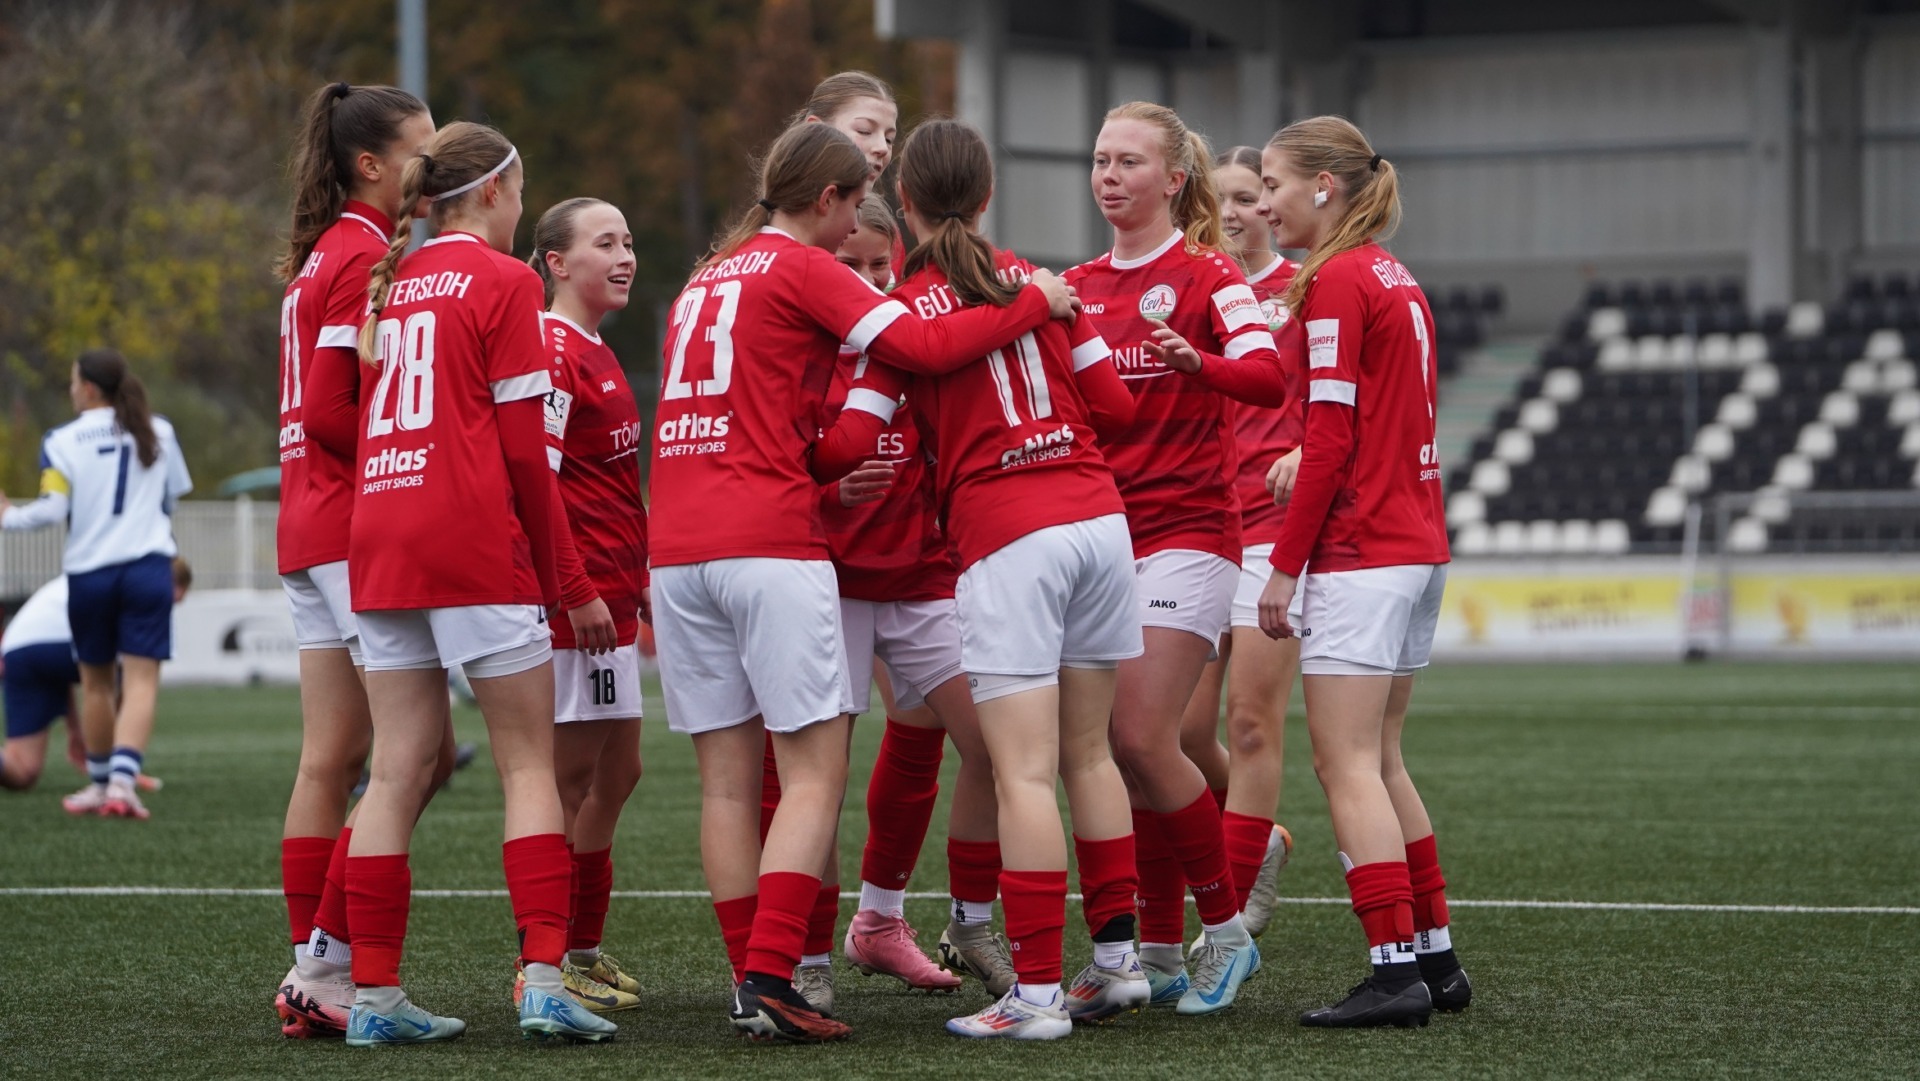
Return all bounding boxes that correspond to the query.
[1,349,192,819]
[1,559,193,791]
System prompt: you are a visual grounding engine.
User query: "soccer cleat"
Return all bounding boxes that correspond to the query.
[519,984,618,1042]
[344,995,467,1046]
[62,782,109,816]
[136,772,163,792]
[729,978,852,1043]
[844,911,962,992]
[946,986,1073,1040]
[1421,961,1473,1012]
[277,962,353,1038]
[579,952,641,996]
[937,921,1016,998]
[1243,825,1293,938]
[1141,955,1189,1006]
[792,962,835,1017]
[1176,932,1260,1015]
[100,777,150,820]
[1062,956,1151,1024]
[1299,978,1434,1028]
[512,964,640,1014]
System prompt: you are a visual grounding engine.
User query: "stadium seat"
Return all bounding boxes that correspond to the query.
[1786,301,1825,339]
[1594,519,1631,553]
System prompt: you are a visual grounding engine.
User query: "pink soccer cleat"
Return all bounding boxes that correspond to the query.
[276,962,354,1038]
[843,910,962,992]
[100,777,150,820]
[62,782,109,816]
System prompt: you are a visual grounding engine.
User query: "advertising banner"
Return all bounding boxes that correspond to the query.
[1434,559,1686,657]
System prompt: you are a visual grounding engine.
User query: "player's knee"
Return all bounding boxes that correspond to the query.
[596,755,643,801]
[1225,709,1277,758]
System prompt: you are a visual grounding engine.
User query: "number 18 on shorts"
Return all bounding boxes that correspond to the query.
[553,643,644,723]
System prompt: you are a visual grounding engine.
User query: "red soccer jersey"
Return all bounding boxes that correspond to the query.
[818,346,957,602]
[1233,256,1306,545]
[1271,243,1449,576]
[349,232,554,610]
[1065,231,1283,562]
[853,251,1129,571]
[276,201,392,574]
[543,313,650,648]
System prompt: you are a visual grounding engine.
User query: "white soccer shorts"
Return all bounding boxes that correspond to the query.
[954,514,1142,677]
[1298,563,1448,677]
[552,643,644,723]
[282,560,361,664]
[652,558,851,735]
[1135,548,1237,646]
[357,604,553,677]
[841,597,966,714]
[1230,544,1305,630]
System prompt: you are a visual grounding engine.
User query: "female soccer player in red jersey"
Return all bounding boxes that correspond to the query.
[269,81,460,1040]
[819,197,998,1003]
[1173,146,1304,941]
[524,197,650,1015]
[341,121,614,1046]
[1065,102,1285,1015]
[1256,116,1468,1028]
[649,121,1073,1044]
[797,71,898,186]
[821,118,1143,1040]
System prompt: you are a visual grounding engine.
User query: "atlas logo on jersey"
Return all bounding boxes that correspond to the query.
[655,411,731,457]
[1138,284,1177,321]
[278,421,305,462]
[362,445,431,493]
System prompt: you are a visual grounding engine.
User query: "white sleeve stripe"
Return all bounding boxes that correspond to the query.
[845,300,911,353]
[317,325,360,350]
[491,370,553,403]
[1309,379,1358,405]
[844,387,899,424]
[1071,337,1112,372]
[546,446,564,472]
[1223,330,1278,360]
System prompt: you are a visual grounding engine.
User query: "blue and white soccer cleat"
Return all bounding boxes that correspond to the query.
[1144,963,1190,1006]
[519,984,618,1043]
[344,996,467,1046]
[1176,932,1260,1016]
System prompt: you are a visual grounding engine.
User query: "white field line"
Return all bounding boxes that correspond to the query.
[0,886,1913,915]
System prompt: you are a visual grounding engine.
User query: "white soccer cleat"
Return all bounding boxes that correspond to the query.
[945,986,1072,1040]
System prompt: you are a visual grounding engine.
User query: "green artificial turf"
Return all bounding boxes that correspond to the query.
[0,663,1915,1079]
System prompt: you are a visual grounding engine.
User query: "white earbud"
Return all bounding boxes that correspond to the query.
[1313,190,1328,209]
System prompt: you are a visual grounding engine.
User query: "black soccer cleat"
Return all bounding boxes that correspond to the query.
[728,977,852,1044]
[1299,978,1434,1029]
[1421,962,1472,1012]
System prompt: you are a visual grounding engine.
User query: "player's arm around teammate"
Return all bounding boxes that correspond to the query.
[1066,103,1280,1014]
[1256,118,1468,1028]
[1173,146,1306,941]
[649,121,1070,1045]
[527,197,650,1011]
[2,350,191,822]
[339,122,615,1046]
[268,83,458,1041]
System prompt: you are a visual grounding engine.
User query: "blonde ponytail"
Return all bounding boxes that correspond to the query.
[1267,116,1401,314]
[1103,102,1224,255]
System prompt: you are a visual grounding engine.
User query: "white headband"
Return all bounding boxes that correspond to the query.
[433,146,518,201]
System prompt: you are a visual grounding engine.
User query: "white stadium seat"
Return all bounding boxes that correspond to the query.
[1598,338,1634,371]
[1716,392,1758,429]
[1492,520,1527,554]
[1794,422,1837,459]
[1882,359,1917,393]
[1447,489,1487,527]
[1727,517,1770,554]
[1633,335,1668,368]
[1586,307,1627,341]
[1494,428,1535,464]
[1469,458,1512,496]
[1772,453,1814,490]
[1750,488,1791,524]
[1697,333,1733,367]
[1665,335,1697,368]
[1594,519,1631,554]
[1558,518,1595,554]
[1786,301,1824,339]
[1889,389,1920,425]
[1518,398,1559,433]
[1865,328,1905,360]
[1693,423,1735,461]
[1733,332,1769,366]
[1669,454,1711,493]
[1454,521,1492,555]
[1740,363,1780,398]
[1901,423,1920,458]
[1842,361,1878,394]
[1645,486,1688,526]
[1542,367,1583,402]
[1525,519,1559,554]
[1818,392,1859,427]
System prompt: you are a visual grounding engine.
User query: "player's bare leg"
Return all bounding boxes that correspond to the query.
[1,731,49,790]
[1177,641,1231,794]
[1222,628,1297,935]
[1379,674,1467,1011]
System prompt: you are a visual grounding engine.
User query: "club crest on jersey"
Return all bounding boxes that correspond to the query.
[1139,284,1177,322]
[1262,298,1291,331]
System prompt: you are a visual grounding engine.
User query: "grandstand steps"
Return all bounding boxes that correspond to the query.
[1438,338,1542,473]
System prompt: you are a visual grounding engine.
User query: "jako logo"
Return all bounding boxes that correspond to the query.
[364,446,429,478]
[1147,598,1178,610]
[1139,284,1177,320]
